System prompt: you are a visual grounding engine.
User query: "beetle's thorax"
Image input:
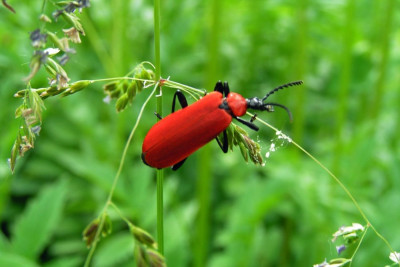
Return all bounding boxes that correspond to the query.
[246,97,263,109]
[219,92,247,117]
[246,97,274,112]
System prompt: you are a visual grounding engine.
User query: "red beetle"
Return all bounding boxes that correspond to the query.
[142,80,302,170]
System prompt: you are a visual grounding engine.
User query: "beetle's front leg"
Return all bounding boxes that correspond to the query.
[235,117,259,131]
[214,80,230,97]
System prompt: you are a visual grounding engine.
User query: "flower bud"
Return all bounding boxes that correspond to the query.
[47,31,66,51]
[10,137,21,173]
[127,81,137,99]
[103,81,118,94]
[82,214,112,248]
[116,93,129,112]
[64,80,92,95]
[147,249,166,267]
[130,225,157,249]
[134,245,147,267]
[239,142,248,162]
[40,14,52,23]
[63,27,81,43]
[141,68,154,81]
[102,213,112,237]
[83,218,100,248]
[120,80,129,93]
[61,12,85,35]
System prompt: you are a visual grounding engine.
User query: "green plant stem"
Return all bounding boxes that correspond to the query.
[333,0,354,174]
[370,0,395,120]
[349,225,369,267]
[40,0,47,14]
[156,171,164,254]
[292,0,308,144]
[195,1,221,266]
[154,0,161,81]
[111,0,125,75]
[154,0,164,256]
[109,201,132,227]
[84,83,158,267]
[252,113,398,263]
[80,12,116,76]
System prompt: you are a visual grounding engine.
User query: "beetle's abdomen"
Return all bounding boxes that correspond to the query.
[142,92,232,169]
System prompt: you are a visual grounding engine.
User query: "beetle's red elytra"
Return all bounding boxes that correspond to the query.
[142,80,303,170]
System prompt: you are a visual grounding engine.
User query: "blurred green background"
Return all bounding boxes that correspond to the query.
[1,0,400,266]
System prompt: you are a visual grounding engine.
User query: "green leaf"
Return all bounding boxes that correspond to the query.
[0,231,11,252]
[92,233,134,267]
[9,134,21,173]
[42,256,83,267]
[11,179,68,260]
[0,252,39,267]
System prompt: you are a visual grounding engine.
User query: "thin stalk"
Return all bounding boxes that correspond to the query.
[154,0,164,255]
[80,12,116,76]
[291,0,308,144]
[40,0,47,14]
[370,0,395,120]
[349,225,369,267]
[333,0,354,174]
[84,83,159,267]
[111,0,125,75]
[156,170,164,254]
[195,1,221,266]
[252,113,398,262]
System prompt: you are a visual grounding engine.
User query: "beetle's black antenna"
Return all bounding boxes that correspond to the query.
[264,102,293,122]
[262,80,303,102]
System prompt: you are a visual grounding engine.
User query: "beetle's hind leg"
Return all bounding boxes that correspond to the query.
[155,91,188,119]
[215,130,228,153]
[171,158,187,171]
[172,90,188,112]
[153,112,163,120]
[170,90,189,171]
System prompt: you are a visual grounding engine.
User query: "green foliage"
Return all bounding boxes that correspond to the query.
[93,233,134,267]
[0,179,67,266]
[1,0,400,266]
[12,179,67,259]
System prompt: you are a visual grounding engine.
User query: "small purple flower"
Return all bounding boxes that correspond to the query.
[30,29,47,48]
[57,54,70,66]
[336,245,346,255]
[78,0,90,8]
[63,27,82,43]
[33,50,49,64]
[52,9,64,19]
[64,3,77,13]
[31,125,41,136]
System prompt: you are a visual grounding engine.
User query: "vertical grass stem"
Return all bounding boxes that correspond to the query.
[154,0,164,255]
[84,83,158,267]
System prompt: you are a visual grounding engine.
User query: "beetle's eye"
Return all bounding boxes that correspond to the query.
[265,105,275,112]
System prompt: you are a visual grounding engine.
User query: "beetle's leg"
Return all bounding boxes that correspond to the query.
[214,80,224,94]
[215,130,228,153]
[223,81,230,97]
[235,117,259,131]
[154,112,163,120]
[213,80,230,97]
[250,114,258,123]
[169,91,190,170]
[172,90,188,113]
[171,158,187,171]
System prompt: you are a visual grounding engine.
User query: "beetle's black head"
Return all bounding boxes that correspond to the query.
[246,80,303,121]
